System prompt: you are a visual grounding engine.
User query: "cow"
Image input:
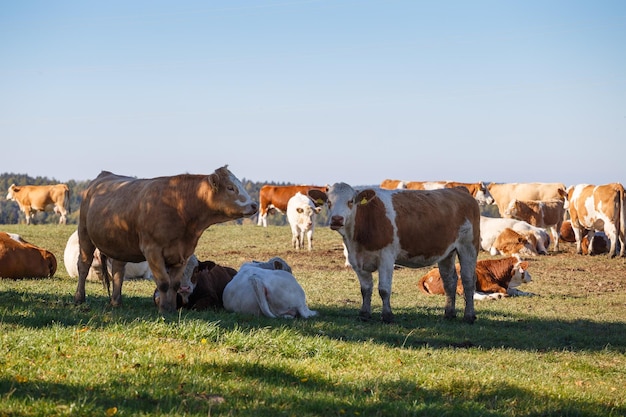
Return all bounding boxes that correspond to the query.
[310,182,480,324]
[503,198,566,252]
[286,192,322,251]
[381,180,494,206]
[222,257,317,318]
[418,255,533,300]
[564,183,625,258]
[6,183,71,224]
[559,220,610,255]
[490,228,539,257]
[487,182,566,217]
[480,216,551,255]
[0,232,57,279]
[257,184,328,227]
[64,230,153,282]
[73,166,258,313]
[153,259,238,311]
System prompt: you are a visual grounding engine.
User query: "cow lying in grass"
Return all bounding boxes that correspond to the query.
[0,232,57,279]
[418,255,534,300]
[223,257,317,318]
[490,228,539,257]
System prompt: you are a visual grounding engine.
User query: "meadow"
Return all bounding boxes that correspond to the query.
[0,223,625,416]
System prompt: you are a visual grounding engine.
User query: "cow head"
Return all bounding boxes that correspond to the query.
[6,184,18,200]
[508,255,532,290]
[475,182,495,206]
[207,166,258,218]
[324,183,358,233]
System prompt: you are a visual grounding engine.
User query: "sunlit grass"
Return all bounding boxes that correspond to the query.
[0,224,625,416]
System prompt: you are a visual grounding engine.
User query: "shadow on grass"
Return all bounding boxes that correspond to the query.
[0,359,622,417]
[1,289,625,354]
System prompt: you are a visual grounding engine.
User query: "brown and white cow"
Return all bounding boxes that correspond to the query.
[380,180,494,206]
[74,166,258,313]
[480,216,551,255]
[418,255,533,300]
[559,220,610,255]
[311,182,480,323]
[490,228,539,257]
[0,232,57,278]
[564,183,625,258]
[257,184,328,227]
[487,182,566,218]
[6,183,71,224]
[503,198,566,252]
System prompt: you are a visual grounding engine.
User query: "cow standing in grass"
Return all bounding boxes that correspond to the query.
[74,166,258,313]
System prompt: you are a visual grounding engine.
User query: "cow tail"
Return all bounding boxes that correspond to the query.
[100,253,111,297]
[65,187,71,215]
[249,276,276,318]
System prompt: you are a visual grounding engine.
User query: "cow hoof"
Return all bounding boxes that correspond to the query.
[358,312,372,322]
[381,312,395,324]
[464,314,477,324]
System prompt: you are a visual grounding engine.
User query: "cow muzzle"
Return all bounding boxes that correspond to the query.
[330,216,344,230]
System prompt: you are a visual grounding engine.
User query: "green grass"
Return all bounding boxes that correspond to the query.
[1,223,625,416]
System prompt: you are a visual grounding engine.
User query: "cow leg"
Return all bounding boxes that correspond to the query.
[74,237,97,304]
[437,255,459,320]
[109,260,127,307]
[457,246,478,324]
[378,264,395,324]
[354,269,374,321]
[573,226,585,255]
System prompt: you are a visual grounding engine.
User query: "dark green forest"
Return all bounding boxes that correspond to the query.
[0,173,329,226]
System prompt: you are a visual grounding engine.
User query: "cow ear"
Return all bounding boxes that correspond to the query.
[273,260,284,270]
[207,173,220,191]
[314,207,322,214]
[308,190,327,206]
[355,189,376,206]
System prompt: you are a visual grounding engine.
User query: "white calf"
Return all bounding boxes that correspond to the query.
[222,257,317,318]
[286,192,321,251]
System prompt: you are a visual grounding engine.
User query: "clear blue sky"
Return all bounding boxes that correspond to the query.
[1,1,624,187]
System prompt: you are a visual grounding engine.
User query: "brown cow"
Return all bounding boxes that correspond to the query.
[257,184,328,227]
[559,220,610,255]
[0,232,57,278]
[487,182,566,217]
[313,182,480,323]
[503,198,566,251]
[381,180,494,205]
[6,183,70,224]
[74,166,258,313]
[565,183,625,258]
[418,256,533,300]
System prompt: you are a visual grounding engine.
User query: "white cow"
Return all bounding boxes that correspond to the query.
[480,216,551,255]
[286,192,321,251]
[64,230,153,281]
[222,257,317,319]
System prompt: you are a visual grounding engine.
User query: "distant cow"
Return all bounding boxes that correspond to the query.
[419,256,533,300]
[559,220,610,255]
[286,192,322,251]
[257,184,328,227]
[311,183,480,323]
[74,166,258,313]
[381,180,494,205]
[6,183,70,224]
[487,182,566,218]
[222,257,317,318]
[480,216,551,255]
[564,183,625,258]
[490,228,539,257]
[64,230,153,282]
[0,232,57,278]
[503,198,566,252]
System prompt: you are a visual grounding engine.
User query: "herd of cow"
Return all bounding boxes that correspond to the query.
[1,167,624,324]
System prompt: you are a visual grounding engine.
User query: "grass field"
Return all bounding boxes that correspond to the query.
[1,223,625,416]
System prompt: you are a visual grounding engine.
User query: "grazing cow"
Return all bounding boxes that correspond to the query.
[257,184,328,227]
[559,220,610,255]
[418,255,533,300]
[503,198,566,251]
[490,228,539,257]
[487,182,566,217]
[286,192,322,251]
[381,180,494,206]
[74,166,258,313]
[222,257,317,318]
[311,183,480,323]
[0,232,57,278]
[6,183,71,224]
[64,230,153,282]
[480,216,551,255]
[564,183,625,258]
